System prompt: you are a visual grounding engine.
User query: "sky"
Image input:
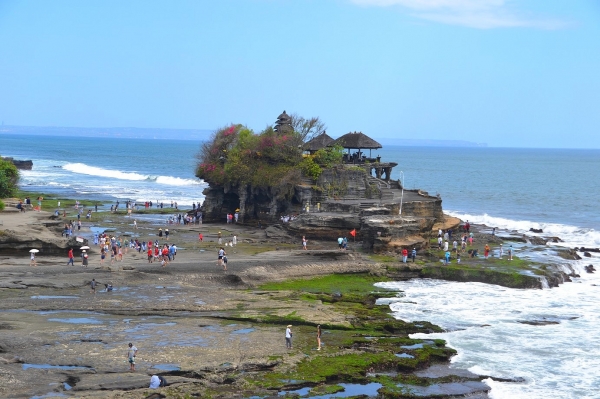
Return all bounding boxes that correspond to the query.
[0,0,599,148]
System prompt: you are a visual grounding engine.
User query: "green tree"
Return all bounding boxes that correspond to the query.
[0,158,19,198]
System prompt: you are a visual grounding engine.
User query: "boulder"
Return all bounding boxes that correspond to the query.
[529,228,543,233]
[528,236,547,246]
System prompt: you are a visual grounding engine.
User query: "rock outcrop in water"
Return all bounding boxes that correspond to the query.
[1,156,33,170]
[202,165,447,253]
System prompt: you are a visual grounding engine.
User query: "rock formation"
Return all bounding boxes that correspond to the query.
[203,165,447,253]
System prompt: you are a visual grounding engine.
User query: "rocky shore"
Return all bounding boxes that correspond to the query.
[0,204,575,398]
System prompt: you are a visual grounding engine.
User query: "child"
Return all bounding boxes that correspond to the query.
[222,255,228,271]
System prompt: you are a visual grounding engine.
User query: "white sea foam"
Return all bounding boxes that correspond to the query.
[447,210,600,248]
[376,279,600,399]
[62,163,202,186]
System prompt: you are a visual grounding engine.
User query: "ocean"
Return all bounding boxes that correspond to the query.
[2,133,600,398]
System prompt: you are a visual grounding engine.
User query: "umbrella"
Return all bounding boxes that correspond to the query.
[80,246,90,250]
[29,249,39,253]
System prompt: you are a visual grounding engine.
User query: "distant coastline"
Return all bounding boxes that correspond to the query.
[0,125,213,141]
[0,125,486,147]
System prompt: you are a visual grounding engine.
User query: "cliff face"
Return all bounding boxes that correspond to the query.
[201,165,445,253]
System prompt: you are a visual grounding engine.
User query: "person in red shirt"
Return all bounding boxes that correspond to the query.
[154,246,159,261]
[402,248,408,263]
[199,233,203,242]
[67,248,74,266]
[147,248,153,263]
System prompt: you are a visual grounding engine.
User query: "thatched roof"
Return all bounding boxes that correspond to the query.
[333,131,382,149]
[303,132,334,152]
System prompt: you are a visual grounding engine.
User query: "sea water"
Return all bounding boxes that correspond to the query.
[0,134,206,206]
[3,134,600,398]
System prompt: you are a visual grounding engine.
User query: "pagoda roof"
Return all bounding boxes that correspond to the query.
[303,132,334,152]
[333,131,382,149]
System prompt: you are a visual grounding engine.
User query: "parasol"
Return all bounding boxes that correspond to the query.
[80,246,90,250]
[29,249,39,253]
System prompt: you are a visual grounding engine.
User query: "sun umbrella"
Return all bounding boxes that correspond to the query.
[29,249,39,253]
[80,246,90,250]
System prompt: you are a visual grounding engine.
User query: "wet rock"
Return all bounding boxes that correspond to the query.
[517,319,560,326]
[528,236,547,246]
[579,247,600,253]
[529,228,543,233]
[585,265,596,273]
[584,252,592,258]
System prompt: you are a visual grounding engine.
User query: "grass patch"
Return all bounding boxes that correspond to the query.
[258,273,392,295]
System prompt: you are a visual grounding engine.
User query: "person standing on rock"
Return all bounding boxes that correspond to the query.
[443,241,449,252]
[158,228,163,238]
[67,248,74,266]
[126,343,138,371]
[217,231,222,245]
[316,325,322,350]
[82,250,89,267]
[402,248,408,263]
[411,248,417,262]
[498,244,503,259]
[285,325,293,349]
[302,236,307,250]
[30,252,37,266]
[508,245,513,260]
[165,229,169,241]
[484,244,490,259]
[90,278,96,294]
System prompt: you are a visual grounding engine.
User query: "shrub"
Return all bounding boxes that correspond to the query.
[0,200,4,211]
[0,158,19,198]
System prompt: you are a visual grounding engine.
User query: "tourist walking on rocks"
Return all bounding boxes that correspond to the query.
[100,248,106,264]
[222,255,228,271]
[217,247,226,267]
[338,237,343,250]
[444,251,451,265]
[90,278,96,294]
[165,229,169,241]
[67,248,74,266]
[217,231,222,245]
[498,244,503,259]
[133,220,137,229]
[437,236,443,250]
[232,235,237,246]
[126,343,138,371]
[443,241,448,252]
[199,233,203,242]
[402,248,408,263]
[484,244,490,259]
[82,250,89,266]
[316,325,322,350]
[285,325,293,349]
[158,228,163,238]
[508,245,513,261]
[30,252,37,266]
[411,248,417,262]
[302,236,307,250]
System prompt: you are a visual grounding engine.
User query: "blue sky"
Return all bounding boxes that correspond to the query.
[0,0,599,148]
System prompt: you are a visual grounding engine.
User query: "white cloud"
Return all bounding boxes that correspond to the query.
[349,0,568,29]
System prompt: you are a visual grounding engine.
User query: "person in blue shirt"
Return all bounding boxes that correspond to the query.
[444,251,451,265]
[411,248,417,262]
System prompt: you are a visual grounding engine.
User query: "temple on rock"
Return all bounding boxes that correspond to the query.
[199,111,445,253]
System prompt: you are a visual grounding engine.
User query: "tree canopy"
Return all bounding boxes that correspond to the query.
[195,116,342,197]
[0,158,19,198]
